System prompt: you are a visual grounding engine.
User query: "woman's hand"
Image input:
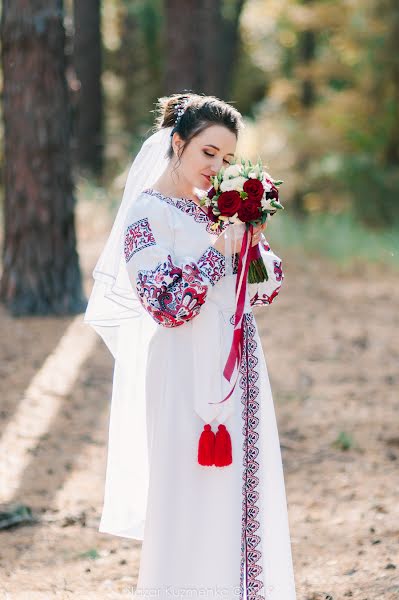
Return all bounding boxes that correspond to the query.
[251,221,267,247]
[213,220,268,256]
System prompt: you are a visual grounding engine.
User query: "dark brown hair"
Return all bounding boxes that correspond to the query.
[152,92,244,162]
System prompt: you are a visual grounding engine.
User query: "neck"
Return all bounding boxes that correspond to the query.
[153,166,199,201]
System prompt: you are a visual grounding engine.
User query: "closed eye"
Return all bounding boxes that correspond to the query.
[203,150,231,165]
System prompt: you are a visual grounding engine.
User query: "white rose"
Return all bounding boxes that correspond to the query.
[220,176,247,192]
[223,164,242,179]
[261,197,273,210]
[262,179,272,192]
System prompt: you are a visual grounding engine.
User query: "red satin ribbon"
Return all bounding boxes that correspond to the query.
[208,223,254,405]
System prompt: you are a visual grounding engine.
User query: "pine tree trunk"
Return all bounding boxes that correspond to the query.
[0,0,86,316]
[72,0,104,175]
[163,0,244,98]
[164,0,202,94]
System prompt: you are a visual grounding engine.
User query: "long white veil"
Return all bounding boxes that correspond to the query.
[83,126,174,538]
[84,126,174,358]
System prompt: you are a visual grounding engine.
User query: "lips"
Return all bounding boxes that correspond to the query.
[203,174,211,183]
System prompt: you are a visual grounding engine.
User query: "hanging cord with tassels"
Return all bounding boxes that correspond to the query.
[198,423,232,467]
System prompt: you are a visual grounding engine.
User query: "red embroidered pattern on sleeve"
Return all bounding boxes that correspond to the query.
[135,254,210,327]
[124,217,156,262]
[250,285,282,306]
[197,246,226,286]
[249,258,284,306]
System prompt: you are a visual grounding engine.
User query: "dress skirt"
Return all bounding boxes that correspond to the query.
[134,312,297,600]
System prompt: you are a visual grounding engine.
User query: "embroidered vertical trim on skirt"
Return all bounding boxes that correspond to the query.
[239,312,265,599]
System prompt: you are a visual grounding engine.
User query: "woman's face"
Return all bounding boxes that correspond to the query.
[172,124,237,191]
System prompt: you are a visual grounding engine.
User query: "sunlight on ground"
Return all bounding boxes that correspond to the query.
[0,317,98,504]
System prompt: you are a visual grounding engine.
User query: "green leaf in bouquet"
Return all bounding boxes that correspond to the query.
[270,200,284,209]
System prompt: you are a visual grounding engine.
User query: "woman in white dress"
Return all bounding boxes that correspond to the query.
[85,93,297,600]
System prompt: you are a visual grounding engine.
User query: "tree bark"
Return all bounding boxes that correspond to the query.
[163,0,245,98]
[0,0,86,316]
[72,0,104,175]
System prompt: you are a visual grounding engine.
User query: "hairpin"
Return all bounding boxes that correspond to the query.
[170,97,190,137]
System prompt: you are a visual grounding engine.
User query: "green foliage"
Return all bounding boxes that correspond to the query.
[338,155,399,227]
[267,207,399,268]
[78,549,100,560]
[240,0,399,229]
[333,431,354,451]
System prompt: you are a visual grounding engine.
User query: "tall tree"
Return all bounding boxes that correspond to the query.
[72,0,104,175]
[0,1,86,315]
[163,0,245,98]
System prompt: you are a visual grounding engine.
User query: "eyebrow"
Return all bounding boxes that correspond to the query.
[204,144,235,157]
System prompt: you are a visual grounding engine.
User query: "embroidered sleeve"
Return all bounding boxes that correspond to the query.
[247,235,284,307]
[123,201,226,327]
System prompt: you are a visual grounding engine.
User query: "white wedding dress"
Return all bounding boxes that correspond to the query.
[101,187,297,599]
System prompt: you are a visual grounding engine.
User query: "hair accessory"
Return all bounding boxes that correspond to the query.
[170,96,191,137]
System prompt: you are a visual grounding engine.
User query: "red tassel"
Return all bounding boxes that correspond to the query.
[198,424,215,466]
[214,424,232,467]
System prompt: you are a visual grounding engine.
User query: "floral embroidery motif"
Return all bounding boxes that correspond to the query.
[142,188,228,235]
[239,313,264,599]
[135,253,209,327]
[249,259,283,306]
[124,217,156,262]
[250,286,282,307]
[197,246,226,285]
[274,259,283,282]
[261,239,271,252]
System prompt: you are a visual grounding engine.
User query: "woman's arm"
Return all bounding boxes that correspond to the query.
[247,234,284,307]
[123,197,226,327]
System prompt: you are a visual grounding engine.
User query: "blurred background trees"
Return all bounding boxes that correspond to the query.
[0,0,398,315]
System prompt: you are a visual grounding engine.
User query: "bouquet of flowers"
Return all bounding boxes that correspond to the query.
[198,158,284,284]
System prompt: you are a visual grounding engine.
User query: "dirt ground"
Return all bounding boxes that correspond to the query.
[0,199,398,600]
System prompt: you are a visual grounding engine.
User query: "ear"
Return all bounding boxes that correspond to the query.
[172,132,185,156]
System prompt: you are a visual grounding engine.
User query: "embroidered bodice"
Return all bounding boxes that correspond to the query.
[122,189,284,327]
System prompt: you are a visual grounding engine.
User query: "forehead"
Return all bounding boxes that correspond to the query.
[194,125,237,152]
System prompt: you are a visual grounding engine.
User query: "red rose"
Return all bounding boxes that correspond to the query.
[206,205,218,222]
[264,178,279,200]
[237,197,262,222]
[243,178,264,202]
[217,190,242,217]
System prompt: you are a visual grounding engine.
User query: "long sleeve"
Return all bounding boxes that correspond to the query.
[123,195,226,327]
[247,233,284,307]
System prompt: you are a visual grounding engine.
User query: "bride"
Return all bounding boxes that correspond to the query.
[84,92,297,599]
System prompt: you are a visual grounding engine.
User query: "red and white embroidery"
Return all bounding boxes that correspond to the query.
[197,246,226,285]
[124,217,156,262]
[239,312,264,599]
[136,253,211,327]
[261,239,271,252]
[142,188,228,235]
[249,260,284,307]
[273,259,283,282]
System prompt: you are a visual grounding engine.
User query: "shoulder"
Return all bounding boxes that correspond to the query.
[126,190,174,227]
[124,191,175,247]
